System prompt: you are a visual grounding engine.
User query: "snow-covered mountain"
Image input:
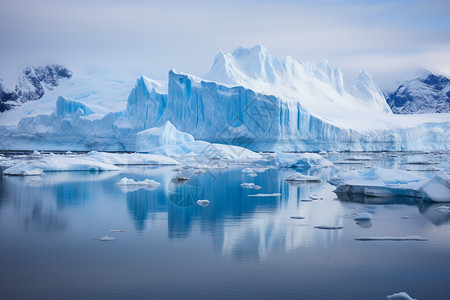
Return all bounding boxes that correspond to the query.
[386,72,450,114]
[0,46,448,152]
[204,45,392,117]
[0,65,72,112]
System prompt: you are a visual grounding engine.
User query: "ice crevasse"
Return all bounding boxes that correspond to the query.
[0,45,449,152]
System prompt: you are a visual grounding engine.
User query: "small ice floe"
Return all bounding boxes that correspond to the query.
[248,193,281,197]
[31,150,43,157]
[193,169,207,175]
[314,225,343,230]
[109,230,125,233]
[386,292,417,300]
[196,199,210,207]
[333,161,365,165]
[116,177,161,188]
[290,216,306,220]
[284,173,321,183]
[355,236,427,241]
[403,160,439,165]
[309,194,319,200]
[171,173,189,184]
[3,155,120,176]
[100,236,116,241]
[437,206,450,213]
[354,213,372,221]
[240,182,261,189]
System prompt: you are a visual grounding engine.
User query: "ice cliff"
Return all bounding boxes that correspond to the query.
[0,46,449,152]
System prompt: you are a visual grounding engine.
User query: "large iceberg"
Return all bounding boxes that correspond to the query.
[0,45,449,152]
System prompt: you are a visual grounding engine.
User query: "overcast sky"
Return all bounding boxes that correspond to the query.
[0,0,449,90]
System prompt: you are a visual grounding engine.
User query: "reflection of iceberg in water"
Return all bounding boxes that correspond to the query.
[126,188,167,232]
[1,176,67,231]
[220,181,343,261]
[417,203,450,226]
[336,193,450,226]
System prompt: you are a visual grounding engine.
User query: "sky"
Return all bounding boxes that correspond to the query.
[0,0,449,90]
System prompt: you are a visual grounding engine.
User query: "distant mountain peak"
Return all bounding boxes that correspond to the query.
[0,64,72,112]
[386,71,450,114]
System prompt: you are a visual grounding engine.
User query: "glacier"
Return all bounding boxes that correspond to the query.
[0,45,449,152]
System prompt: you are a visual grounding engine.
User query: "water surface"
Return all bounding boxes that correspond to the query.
[0,151,449,300]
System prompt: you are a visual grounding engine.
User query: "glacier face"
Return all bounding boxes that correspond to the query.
[386,72,450,114]
[0,46,449,152]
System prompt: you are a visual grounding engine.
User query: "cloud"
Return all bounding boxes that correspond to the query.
[0,0,449,90]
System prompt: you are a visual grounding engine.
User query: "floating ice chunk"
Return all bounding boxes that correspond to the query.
[115,177,161,188]
[248,193,281,197]
[314,225,343,230]
[354,213,372,221]
[277,152,333,168]
[0,159,14,168]
[404,160,439,165]
[284,173,321,183]
[240,182,261,189]
[196,199,210,207]
[290,216,306,219]
[437,206,450,213]
[333,168,450,202]
[419,172,450,203]
[172,173,189,183]
[3,156,119,176]
[355,236,427,241]
[309,194,320,200]
[31,150,42,157]
[100,236,116,241]
[333,161,365,165]
[386,292,416,300]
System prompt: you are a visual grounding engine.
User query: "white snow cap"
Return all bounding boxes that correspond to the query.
[204,44,392,115]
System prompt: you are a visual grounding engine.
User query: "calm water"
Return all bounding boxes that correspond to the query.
[0,152,449,300]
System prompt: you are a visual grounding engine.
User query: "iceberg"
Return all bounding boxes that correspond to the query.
[3,155,120,175]
[333,168,450,203]
[0,45,449,152]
